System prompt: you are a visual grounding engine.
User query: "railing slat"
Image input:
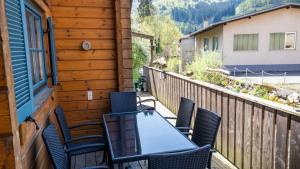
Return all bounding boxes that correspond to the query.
[262,107,275,169]
[289,115,300,169]
[222,93,229,158]
[216,91,223,153]
[228,95,236,163]
[243,101,253,169]
[275,111,289,169]
[235,98,244,169]
[252,104,263,169]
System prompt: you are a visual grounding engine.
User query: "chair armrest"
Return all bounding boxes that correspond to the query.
[176,127,193,131]
[210,148,217,153]
[137,96,142,103]
[182,132,192,136]
[64,135,105,144]
[137,99,156,108]
[69,121,102,129]
[83,166,110,169]
[164,117,177,120]
[65,143,105,154]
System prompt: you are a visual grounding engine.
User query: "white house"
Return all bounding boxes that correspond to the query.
[180,3,300,72]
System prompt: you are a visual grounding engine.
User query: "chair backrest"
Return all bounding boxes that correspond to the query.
[176,97,195,128]
[192,108,221,148]
[110,92,137,113]
[148,144,211,169]
[55,106,72,143]
[42,124,68,169]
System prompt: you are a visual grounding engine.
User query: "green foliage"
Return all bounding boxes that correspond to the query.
[236,0,300,15]
[186,51,226,85]
[132,42,147,82]
[166,57,181,73]
[138,0,155,17]
[252,86,271,99]
[141,15,182,58]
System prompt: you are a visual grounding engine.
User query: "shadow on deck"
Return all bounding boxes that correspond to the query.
[71,92,235,169]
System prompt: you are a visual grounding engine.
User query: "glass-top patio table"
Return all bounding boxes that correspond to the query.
[103,110,198,166]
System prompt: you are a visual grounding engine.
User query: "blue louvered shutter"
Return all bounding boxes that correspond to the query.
[6,0,33,123]
[47,17,58,85]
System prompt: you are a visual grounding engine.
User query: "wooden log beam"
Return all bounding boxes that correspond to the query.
[0,0,22,168]
[33,0,52,17]
[132,32,154,40]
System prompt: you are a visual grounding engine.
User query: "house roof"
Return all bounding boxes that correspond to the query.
[182,3,300,39]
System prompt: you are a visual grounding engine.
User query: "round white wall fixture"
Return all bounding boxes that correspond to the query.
[82,40,92,51]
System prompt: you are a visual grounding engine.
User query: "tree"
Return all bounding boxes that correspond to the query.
[138,0,155,18]
[141,15,182,59]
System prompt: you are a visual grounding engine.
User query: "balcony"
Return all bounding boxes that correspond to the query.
[71,92,227,169]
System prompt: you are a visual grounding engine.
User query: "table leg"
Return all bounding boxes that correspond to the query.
[118,162,123,169]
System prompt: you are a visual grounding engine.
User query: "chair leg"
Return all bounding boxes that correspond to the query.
[68,155,72,169]
[207,153,212,169]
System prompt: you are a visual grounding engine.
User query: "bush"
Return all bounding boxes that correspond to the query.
[166,57,181,73]
[186,51,225,84]
[132,42,147,82]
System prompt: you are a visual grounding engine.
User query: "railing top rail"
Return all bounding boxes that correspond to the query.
[145,66,300,117]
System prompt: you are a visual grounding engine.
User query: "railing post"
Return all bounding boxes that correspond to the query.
[284,72,287,84]
[233,67,236,77]
[261,70,264,84]
[245,68,248,81]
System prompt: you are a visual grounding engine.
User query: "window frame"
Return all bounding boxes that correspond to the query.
[212,37,219,51]
[284,32,297,50]
[269,32,285,51]
[203,37,209,51]
[24,3,48,92]
[233,33,259,51]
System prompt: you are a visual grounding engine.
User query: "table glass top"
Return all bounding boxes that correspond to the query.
[103,111,197,160]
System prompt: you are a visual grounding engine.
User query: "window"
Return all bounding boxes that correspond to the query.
[6,0,49,123]
[212,37,219,51]
[270,32,296,50]
[204,38,209,51]
[25,7,47,91]
[285,32,296,50]
[233,34,258,51]
[270,33,285,50]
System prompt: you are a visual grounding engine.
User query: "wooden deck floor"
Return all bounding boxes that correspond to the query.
[71,92,230,169]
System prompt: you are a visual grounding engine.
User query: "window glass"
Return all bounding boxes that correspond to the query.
[204,38,209,51]
[233,34,258,51]
[212,37,219,51]
[25,8,46,90]
[270,33,284,50]
[285,32,296,49]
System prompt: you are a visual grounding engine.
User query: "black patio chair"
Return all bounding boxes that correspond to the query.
[165,97,195,133]
[184,108,221,169]
[148,144,211,169]
[42,124,110,169]
[110,91,156,113]
[55,106,106,156]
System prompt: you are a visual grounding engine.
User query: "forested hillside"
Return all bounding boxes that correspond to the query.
[132,0,300,35]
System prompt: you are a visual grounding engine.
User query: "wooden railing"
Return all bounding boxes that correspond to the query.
[144,66,300,169]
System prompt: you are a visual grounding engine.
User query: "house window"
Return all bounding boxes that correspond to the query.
[212,37,219,51]
[25,7,47,92]
[285,32,296,50]
[270,32,297,50]
[204,38,209,51]
[270,33,285,50]
[233,34,258,51]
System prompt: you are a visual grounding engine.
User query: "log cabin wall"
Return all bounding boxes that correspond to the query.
[0,0,58,168]
[48,0,133,137]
